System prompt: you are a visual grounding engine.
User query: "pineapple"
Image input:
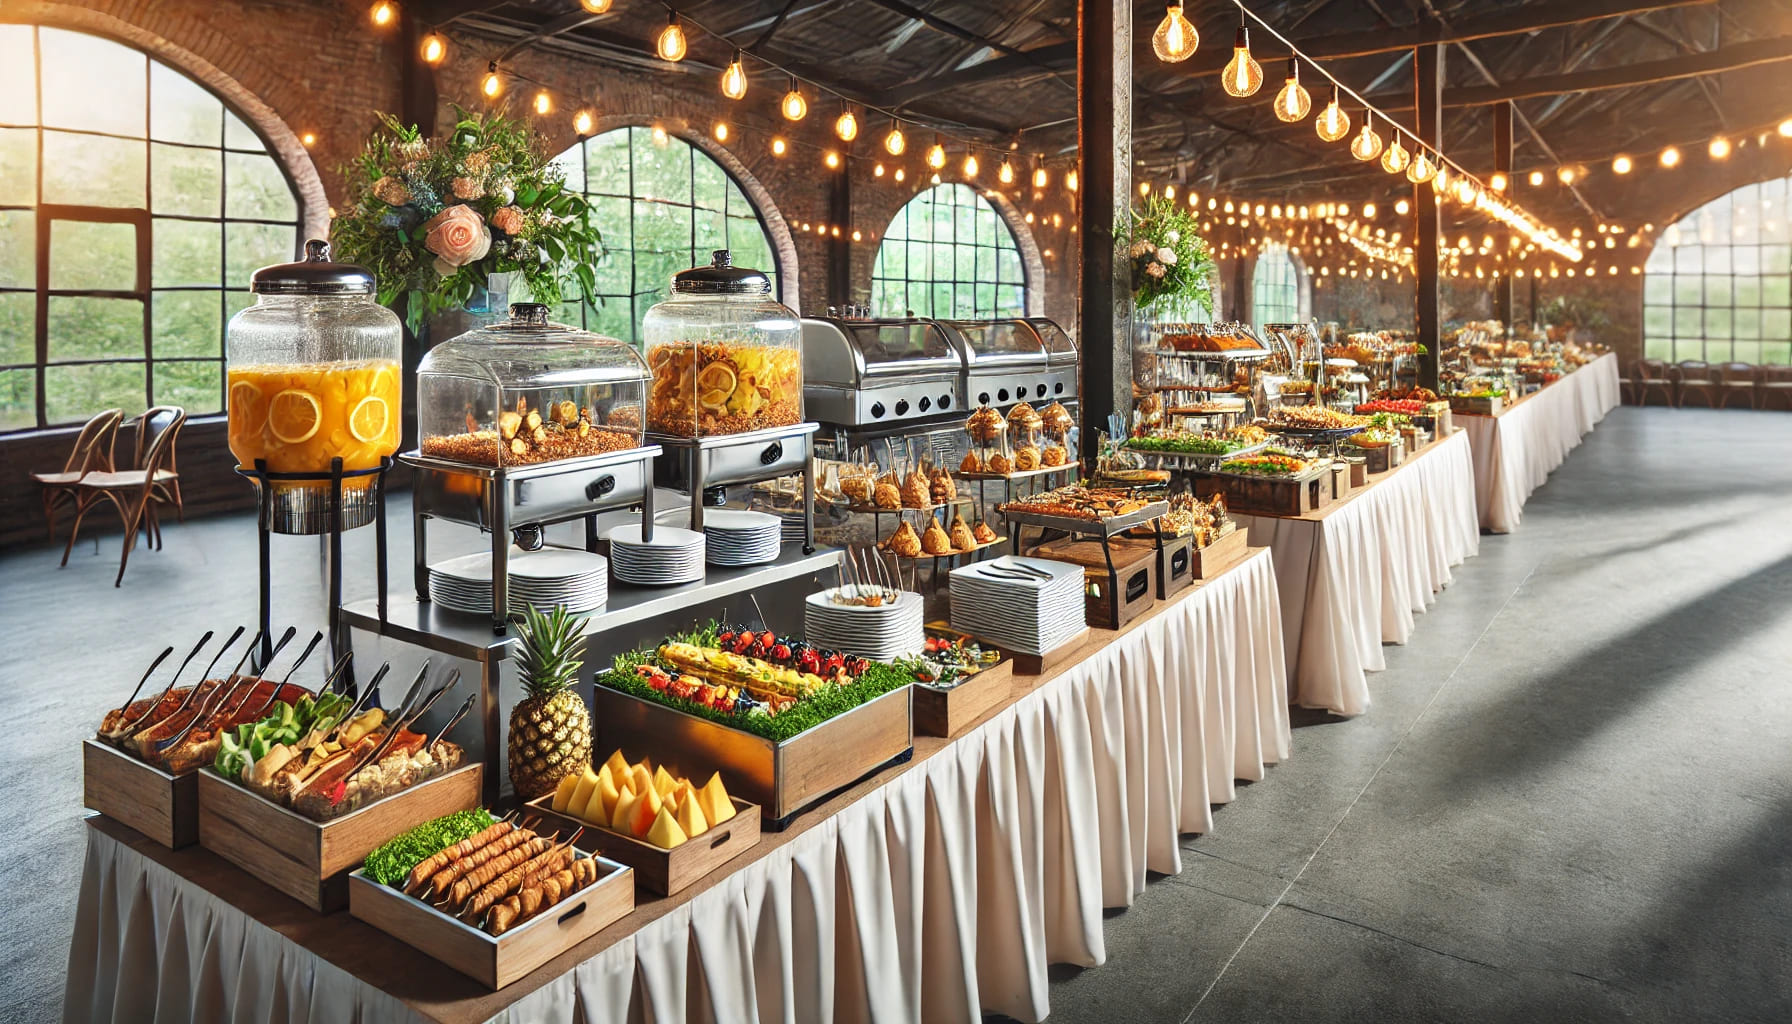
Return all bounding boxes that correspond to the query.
[507,604,593,801]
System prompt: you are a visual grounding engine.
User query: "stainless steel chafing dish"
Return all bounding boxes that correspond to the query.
[801,317,965,427]
[940,318,1077,412]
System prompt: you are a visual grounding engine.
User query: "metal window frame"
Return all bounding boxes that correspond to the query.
[870,183,1027,320]
[1642,176,1792,365]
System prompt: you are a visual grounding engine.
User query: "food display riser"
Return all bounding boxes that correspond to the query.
[912,656,1016,738]
[349,849,633,990]
[1006,627,1093,677]
[1029,537,1159,631]
[1450,395,1504,416]
[524,795,762,897]
[1193,470,1332,518]
[196,763,483,912]
[1348,459,1369,489]
[1186,527,1251,580]
[592,683,913,829]
[83,738,198,849]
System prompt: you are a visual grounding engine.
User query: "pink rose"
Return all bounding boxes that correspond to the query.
[421,204,492,268]
[489,206,525,235]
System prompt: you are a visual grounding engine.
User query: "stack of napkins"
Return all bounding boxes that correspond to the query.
[948,555,1086,655]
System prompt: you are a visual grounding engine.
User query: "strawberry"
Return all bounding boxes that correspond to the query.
[759,630,778,650]
[798,649,821,673]
[771,643,792,661]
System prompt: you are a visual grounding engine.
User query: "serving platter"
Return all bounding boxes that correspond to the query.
[523,792,762,897]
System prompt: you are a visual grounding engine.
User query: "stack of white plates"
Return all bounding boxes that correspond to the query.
[804,588,925,661]
[655,508,784,567]
[607,525,705,586]
[949,556,1086,655]
[428,548,609,615]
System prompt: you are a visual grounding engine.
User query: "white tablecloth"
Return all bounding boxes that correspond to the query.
[1460,353,1622,533]
[1233,430,1480,717]
[65,551,1291,1024]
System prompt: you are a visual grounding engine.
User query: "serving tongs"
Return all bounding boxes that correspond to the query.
[124,625,249,740]
[110,643,176,720]
[337,669,462,797]
[112,627,238,740]
[312,661,393,747]
[157,626,295,753]
[239,630,327,721]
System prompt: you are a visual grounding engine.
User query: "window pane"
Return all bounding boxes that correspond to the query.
[153,218,221,287]
[225,151,296,221]
[40,29,145,137]
[45,361,145,425]
[154,358,221,413]
[47,296,142,362]
[0,26,34,126]
[0,127,34,206]
[152,290,221,357]
[550,145,583,194]
[50,221,137,291]
[1734,308,1761,339]
[223,109,262,150]
[42,131,146,207]
[0,368,32,429]
[152,143,222,216]
[0,210,33,288]
[0,292,32,364]
[150,63,222,146]
[225,222,295,284]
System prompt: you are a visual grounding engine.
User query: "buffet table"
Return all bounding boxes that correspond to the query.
[1460,353,1623,533]
[1232,430,1480,717]
[66,550,1290,1024]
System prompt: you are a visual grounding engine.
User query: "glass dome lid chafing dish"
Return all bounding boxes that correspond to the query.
[404,303,661,633]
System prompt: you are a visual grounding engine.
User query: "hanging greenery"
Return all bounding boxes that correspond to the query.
[331,106,602,331]
[1118,194,1216,316]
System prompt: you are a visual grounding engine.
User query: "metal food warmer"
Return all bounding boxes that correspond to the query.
[940,318,1078,413]
[801,316,968,462]
[642,250,816,551]
[404,302,660,633]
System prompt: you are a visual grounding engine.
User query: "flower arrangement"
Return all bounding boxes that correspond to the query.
[1119,195,1215,316]
[331,107,601,330]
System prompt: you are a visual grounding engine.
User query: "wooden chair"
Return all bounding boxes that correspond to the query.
[129,405,187,524]
[1672,360,1719,408]
[61,407,187,586]
[1760,365,1792,412]
[1634,359,1674,407]
[31,408,124,541]
[1714,363,1759,410]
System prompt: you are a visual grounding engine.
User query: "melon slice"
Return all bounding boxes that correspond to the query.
[602,749,630,779]
[594,769,623,822]
[565,767,600,816]
[628,763,654,801]
[550,772,582,813]
[675,789,709,838]
[698,772,736,826]
[627,784,663,837]
[645,805,689,849]
[652,764,678,799]
[611,788,642,833]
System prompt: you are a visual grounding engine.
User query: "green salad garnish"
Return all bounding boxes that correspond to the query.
[362,808,497,887]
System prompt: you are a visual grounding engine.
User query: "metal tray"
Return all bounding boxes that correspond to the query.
[1122,439,1272,464]
[999,499,1169,538]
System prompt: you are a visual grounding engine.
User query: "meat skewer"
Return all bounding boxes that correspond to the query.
[112,625,244,740]
[404,819,515,895]
[415,818,534,899]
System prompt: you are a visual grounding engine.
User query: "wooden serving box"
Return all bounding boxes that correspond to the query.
[1029,537,1157,630]
[912,656,1016,737]
[349,849,632,989]
[1010,627,1092,677]
[1450,394,1504,416]
[593,684,912,828]
[1328,461,1351,500]
[1356,442,1403,475]
[198,762,483,911]
[523,793,762,896]
[1347,458,1369,489]
[1120,532,1193,600]
[83,738,198,849]
[1194,470,1331,517]
[1188,525,1251,580]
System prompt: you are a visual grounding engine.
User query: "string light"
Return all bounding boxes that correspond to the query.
[481,63,502,98]
[894,167,906,182]
[656,12,687,62]
[419,32,447,66]
[1139,181,1152,197]
[712,121,728,142]
[770,136,787,156]
[1380,135,1410,175]
[721,52,748,99]
[300,132,317,148]
[1349,112,1383,161]
[1033,165,1049,188]
[1066,169,1078,191]
[370,2,396,28]
[651,125,667,145]
[1528,170,1545,186]
[873,163,885,177]
[824,150,840,169]
[1780,118,1792,138]
[1273,59,1310,122]
[1660,146,1681,168]
[532,90,552,116]
[834,105,858,142]
[1151,2,1199,63]
[578,0,612,11]
[1315,86,1350,142]
[963,153,979,178]
[926,139,946,170]
[1489,172,1507,192]
[1406,149,1436,184]
[1221,25,1263,97]
[1164,183,1176,200]
[1362,202,1376,217]
[884,122,906,155]
[1557,166,1576,185]
[1709,136,1731,160]
[574,110,594,135]
[780,78,807,121]
[1612,155,1632,174]
[998,158,1014,184]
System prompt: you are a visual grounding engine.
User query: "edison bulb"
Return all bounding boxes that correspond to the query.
[1151,3,1199,63]
[1489,172,1508,192]
[1066,168,1078,191]
[824,150,840,169]
[721,55,748,99]
[1380,136,1410,175]
[419,32,447,66]
[1394,198,1410,215]
[1612,154,1632,174]
[894,167,906,182]
[1529,169,1545,186]
[573,110,594,135]
[781,81,807,121]
[835,108,858,142]
[656,14,687,62]
[579,0,612,11]
[1660,146,1681,168]
[1557,165,1576,185]
[770,136,787,157]
[482,70,502,98]
[884,123,906,155]
[1362,202,1376,218]
[1273,61,1310,123]
[998,159,1015,184]
[1315,88,1349,142]
[1406,150,1436,184]
[926,142,946,170]
[370,2,396,28]
[1779,118,1792,138]
[1349,115,1383,161]
[1709,136,1731,159]
[963,153,979,178]
[713,121,729,142]
[1033,166,1049,188]
[533,91,551,116]
[1221,26,1263,97]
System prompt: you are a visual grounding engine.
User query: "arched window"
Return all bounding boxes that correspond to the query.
[1644,174,1791,365]
[872,184,1027,319]
[0,25,302,432]
[1252,243,1304,325]
[551,127,781,347]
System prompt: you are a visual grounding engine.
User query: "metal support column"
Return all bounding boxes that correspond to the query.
[1414,43,1444,392]
[1492,102,1515,333]
[827,161,852,311]
[1077,0,1132,441]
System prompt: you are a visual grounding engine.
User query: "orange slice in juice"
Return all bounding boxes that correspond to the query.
[348,395,389,444]
[268,388,322,444]
[229,381,264,433]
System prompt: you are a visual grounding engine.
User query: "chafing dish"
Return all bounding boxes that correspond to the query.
[941,318,1076,412]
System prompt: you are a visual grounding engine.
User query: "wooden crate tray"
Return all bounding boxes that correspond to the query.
[911,656,1017,738]
[523,794,762,897]
[349,848,632,990]
[83,738,198,849]
[1028,537,1158,631]
[1187,526,1251,580]
[198,762,483,912]
[1194,469,1331,518]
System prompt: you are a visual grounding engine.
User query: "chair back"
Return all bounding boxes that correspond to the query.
[131,406,185,472]
[1674,359,1713,382]
[1717,362,1756,385]
[1765,364,1792,384]
[1637,359,1670,381]
[62,408,124,474]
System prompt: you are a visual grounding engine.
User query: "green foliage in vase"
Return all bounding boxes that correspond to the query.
[1118,194,1216,316]
[330,107,603,330]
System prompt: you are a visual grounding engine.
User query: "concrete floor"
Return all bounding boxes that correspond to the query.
[5,405,1789,1023]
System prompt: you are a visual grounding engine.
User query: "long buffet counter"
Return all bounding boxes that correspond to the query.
[1459,353,1623,533]
[66,549,1291,1024]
